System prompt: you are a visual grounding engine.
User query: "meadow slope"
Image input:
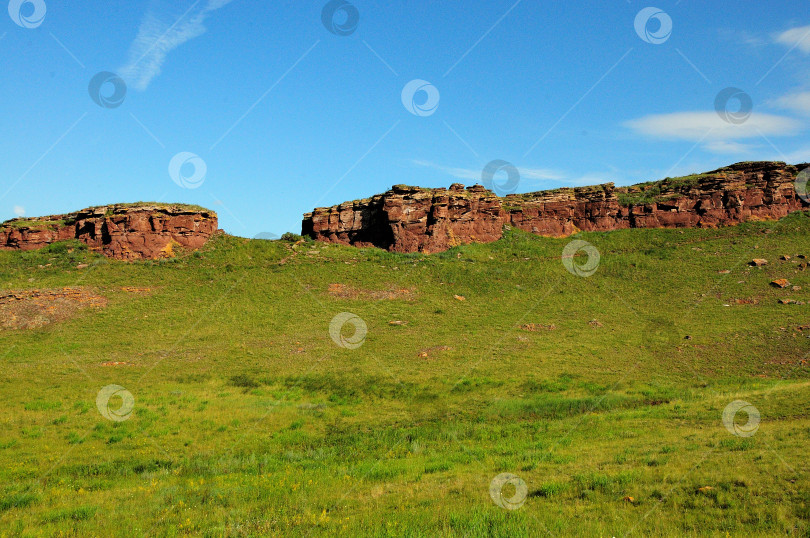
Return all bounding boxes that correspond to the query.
[1,214,810,536]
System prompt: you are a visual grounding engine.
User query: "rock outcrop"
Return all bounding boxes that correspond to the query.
[0,204,217,260]
[302,161,810,253]
[302,183,503,253]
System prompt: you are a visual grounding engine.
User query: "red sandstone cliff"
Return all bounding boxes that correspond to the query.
[302,162,810,253]
[0,204,218,260]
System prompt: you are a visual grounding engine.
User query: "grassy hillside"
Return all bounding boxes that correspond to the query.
[1,214,810,536]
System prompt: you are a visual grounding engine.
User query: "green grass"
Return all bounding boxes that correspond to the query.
[101,202,213,214]
[1,203,214,228]
[616,173,714,207]
[1,219,65,229]
[1,213,810,536]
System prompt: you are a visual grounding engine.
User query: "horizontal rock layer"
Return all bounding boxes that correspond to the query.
[302,162,810,253]
[0,204,217,260]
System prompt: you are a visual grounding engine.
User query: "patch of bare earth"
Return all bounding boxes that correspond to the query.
[520,323,556,331]
[418,346,452,359]
[328,283,415,300]
[0,287,107,330]
[121,286,152,293]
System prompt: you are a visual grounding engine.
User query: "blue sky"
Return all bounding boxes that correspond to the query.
[2,0,809,237]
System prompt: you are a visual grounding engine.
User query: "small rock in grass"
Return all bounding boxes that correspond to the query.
[388,320,408,326]
[76,264,89,270]
[779,298,797,305]
[792,285,802,291]
[453,295,466,301]
[749,259,768,267]
[589,319,603,328]
[520,323,556,331]
[718,270,731,274]
[781,255,791,261]
[771,279,790,288]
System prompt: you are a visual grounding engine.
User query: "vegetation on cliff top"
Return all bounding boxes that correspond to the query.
[616,174,715,207]
[1,210,809,535]
[1,219,66,230]
[101,201,213,213]
[1,203,215,228]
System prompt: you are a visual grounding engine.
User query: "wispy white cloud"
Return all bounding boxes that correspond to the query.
[773,91,810,116]
[775,25,810,54]
[119,0,233,91]
[519,168,567,181]
[719,28,768,48]
[776,146,810,164]
[625,111,802,154]
[13,205,24,217]
[703,140,757,154]
[412,160,565,183]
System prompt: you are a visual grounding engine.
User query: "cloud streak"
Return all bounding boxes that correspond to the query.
[775,25,810,55]
[773,91,810,116]
[625,111,802,154]
[119,0,232,91]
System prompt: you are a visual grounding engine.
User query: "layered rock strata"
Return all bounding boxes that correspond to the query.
[0,204,217,260]
[302,162,809,253]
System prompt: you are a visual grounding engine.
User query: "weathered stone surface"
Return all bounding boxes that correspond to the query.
[0,204,217,260]
[303,184,503,254]
[302,162,810,253]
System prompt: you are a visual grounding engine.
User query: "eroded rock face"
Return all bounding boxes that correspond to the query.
[303,183,504,254]
[0,204,218,260]
[302,161,810,253]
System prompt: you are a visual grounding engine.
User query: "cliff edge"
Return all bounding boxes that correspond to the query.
[302,161,810,253]
[0,203,218,260]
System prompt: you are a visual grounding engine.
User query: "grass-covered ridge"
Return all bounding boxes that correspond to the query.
[100,201,214,213]
[1,213,810,535]
[1,202,215,228]
[0,219,66,230]
[616,173,713,207]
